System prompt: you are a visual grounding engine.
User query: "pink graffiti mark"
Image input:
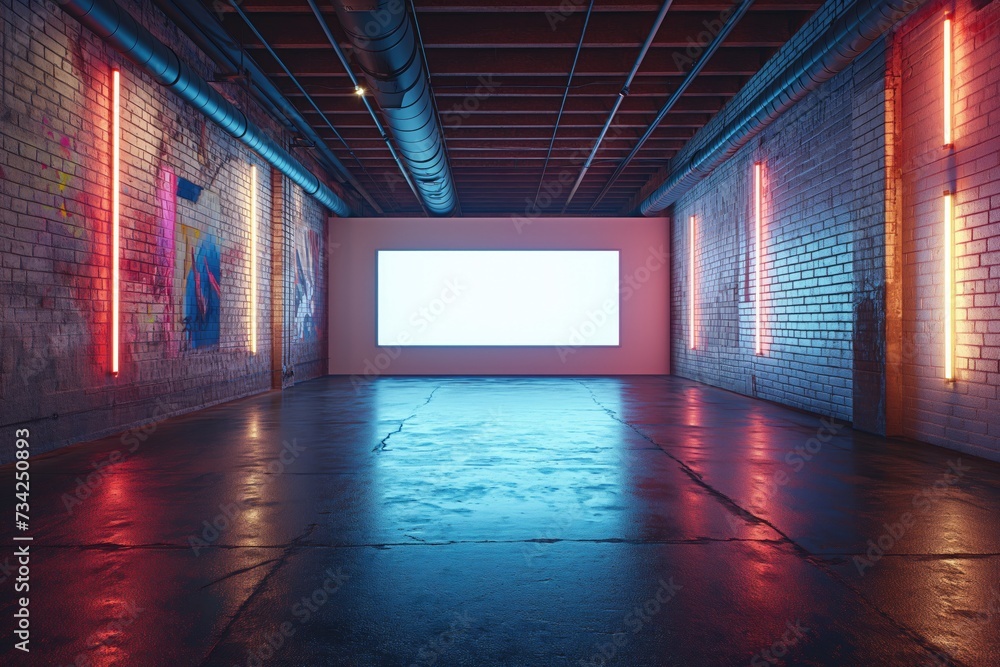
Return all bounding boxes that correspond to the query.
[54,188,102,372]
[204,258,221,297]
[39,119,79,221]
[156,166,177,357]
[42,117,76,158]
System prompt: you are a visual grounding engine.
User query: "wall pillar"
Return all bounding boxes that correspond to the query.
[851,38,891,435]
[884,36,905,437]
[270,168,290,389]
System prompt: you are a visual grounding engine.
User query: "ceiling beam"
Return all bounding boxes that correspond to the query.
[231,12,801,49]
[255,47,773,77]
[226,0,820,14]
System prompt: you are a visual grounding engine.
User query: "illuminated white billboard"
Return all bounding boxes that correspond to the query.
[376,250,620,346]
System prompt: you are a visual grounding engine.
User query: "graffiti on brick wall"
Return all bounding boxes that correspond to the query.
[175,191,222,350]
[39,117,80,229]
[293,228,321,340]
[154,165,178,356]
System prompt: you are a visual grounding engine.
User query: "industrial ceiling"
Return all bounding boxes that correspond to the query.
[188,0,823,216]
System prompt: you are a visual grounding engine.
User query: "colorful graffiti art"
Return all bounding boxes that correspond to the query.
[39,117,80,227]
[294,228,321,340]
[154,165,178,355]
[175,191,222,350]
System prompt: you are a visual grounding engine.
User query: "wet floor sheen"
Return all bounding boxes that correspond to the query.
[1,376,999,666]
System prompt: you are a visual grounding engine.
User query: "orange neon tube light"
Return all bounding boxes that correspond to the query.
[944,191,953,380]
[754,162,762,355]
[944,16,953,147]
[250,165,258,355]
[689,214,696,350]
[111,69,120,376]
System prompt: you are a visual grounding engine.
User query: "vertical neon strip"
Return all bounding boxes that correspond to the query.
[250,165,258,355]
[943,16,953,147]
[944,191,953,380]
[111,69,120,376]
[689,215,696,350]
[754,162,762,355]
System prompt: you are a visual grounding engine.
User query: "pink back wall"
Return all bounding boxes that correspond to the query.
[327,217,670,376]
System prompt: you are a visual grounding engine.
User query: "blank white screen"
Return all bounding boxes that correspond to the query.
[377,250,620,346]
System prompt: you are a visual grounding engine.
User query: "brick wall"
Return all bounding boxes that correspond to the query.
[284,179,329,384]
[0,0,331,462]
[671,43,890,424]
[670,0,1000,460]
[895,0,1000,460]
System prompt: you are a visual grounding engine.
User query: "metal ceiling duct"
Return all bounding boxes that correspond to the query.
[637,0,928,216]
[56,0,353,217]
[154,0,377,212]
[305,0,427,213]
[329,0,457,215]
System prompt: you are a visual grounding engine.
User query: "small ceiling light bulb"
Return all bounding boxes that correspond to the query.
[354,85,365,96]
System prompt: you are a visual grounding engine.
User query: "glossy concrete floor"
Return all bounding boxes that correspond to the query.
[2,376,1000,666]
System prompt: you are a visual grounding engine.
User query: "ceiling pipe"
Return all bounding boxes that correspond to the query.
[590,0,755,211]
[154,1,292,134]
[152,0,359,195]
[57,0,353,216]
[533,0,595,210]
[304,0,427,215]
[406,0,461,216]
[561,0,675,213]
[329,0,457,215]
[637,0,929,215]
[228,0,385,214]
